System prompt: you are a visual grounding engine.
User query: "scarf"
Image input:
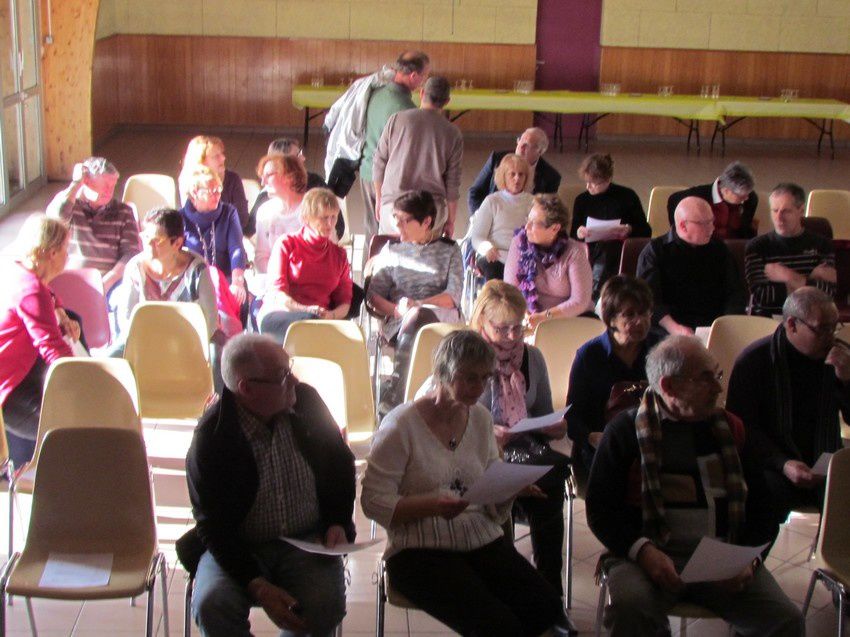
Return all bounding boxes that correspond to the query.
[513,227,569,313]
[482,333,527,427]
[634,389,746,546]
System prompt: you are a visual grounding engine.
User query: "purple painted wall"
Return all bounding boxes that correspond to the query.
[534,0,603,138]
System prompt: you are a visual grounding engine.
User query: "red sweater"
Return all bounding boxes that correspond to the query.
[0,261,73,404]
[265,226,353,310]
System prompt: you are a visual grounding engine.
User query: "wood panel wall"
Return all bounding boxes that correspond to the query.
[91,35,537,146]
[599,47,850,140]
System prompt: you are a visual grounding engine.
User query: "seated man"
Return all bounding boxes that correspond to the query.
[727,287,850,541]
[467,127,561,216]
[46,157,141,297]
[181,333,356,636]
[745,183,836,317]
[586,335,802,637]
[637,197,746,335]
[667,161,758,239]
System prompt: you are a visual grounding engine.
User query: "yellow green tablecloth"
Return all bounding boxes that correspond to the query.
[716,96,850,123]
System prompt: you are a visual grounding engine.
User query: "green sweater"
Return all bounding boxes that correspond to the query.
[360,82,415,181]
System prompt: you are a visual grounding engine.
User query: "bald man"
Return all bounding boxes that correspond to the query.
[637,196,746,335]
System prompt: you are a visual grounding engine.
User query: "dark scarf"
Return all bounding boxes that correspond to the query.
[514,227,569,313]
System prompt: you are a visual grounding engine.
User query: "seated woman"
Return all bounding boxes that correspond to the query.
[469,153,534,281]
[178,135,249,232]
[258,188,353,343]
[570,154,651,300]
[179,164,248,307]
[253,154,307,274]
[470,279,570,594]
[367,191,463,414]
[567,274,662,475]
[0,215,75,464]
[504,193,593,329]
[362,330,567,636]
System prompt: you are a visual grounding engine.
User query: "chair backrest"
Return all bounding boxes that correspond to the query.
[753,190,772,235]
[619,237,651,277]
[404,322,465,402]
[122,173,177,217]
[705,315,778,403]
[49,268,111,348]
[807,189,850,240]
[816,447,850,571]
[26,427,155,551]
[801,216,833,240]
[724,238,749,295]
[291,356,347,432]
[283,320,375,441]
[242,178,261,211]
[558,183,586,214]
[124,301,212,419]
[647,186,685,237]
[533,317,607,407]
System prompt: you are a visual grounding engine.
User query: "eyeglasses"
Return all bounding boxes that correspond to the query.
[488,322,524,337]
[195,186,222,197]
[677,369,723,385]
[246,360,294,386]
[793,317,843,337]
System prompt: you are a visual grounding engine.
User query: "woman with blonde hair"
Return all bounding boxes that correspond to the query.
[253,154,308,273]
[0,215,76,464]
[179,135,249,231]
[469,153,534,281]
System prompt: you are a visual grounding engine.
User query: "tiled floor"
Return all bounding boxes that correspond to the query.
[0,128,848,635]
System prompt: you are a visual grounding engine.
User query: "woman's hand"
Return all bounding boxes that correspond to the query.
[527,311,548,330]
[541,418,568,440]
[322,524,347,548]
[517,484,546,499]
[576,226,587,240]
[433,495,469,520]
[493,424,514,449]
[230,282,247,305]
[55,308,81,342]
[588,431,604,448]
[485,247,500,263]
[616,224,632,240]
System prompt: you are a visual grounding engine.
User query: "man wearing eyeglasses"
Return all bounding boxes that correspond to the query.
[727,287,850,543]
[637,197,746,336]
[181,334,356,636]
[586,335,802,637]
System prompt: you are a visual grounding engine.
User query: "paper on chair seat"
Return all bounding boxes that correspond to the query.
[510,406,570,434]
[679,537,768,583]
[282,537,382,556]
[463,461,552,505]
[40,552,113,588]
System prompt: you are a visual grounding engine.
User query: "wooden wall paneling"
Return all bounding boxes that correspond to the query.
[91,36,119,145]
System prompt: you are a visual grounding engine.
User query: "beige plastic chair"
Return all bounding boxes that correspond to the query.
[283,320,375,444]
[241,178,261,212]
[647,186,686,237]
[753,190,772,235]
[532,316,607,407]
[802,447,850,635]
[558,182,586,214]
[705,315,778,405]
[124,302,213,421]
[403,322,464,402]
[806,189,850,240]
[8,357,141,556]
[0,427,168,637]
[122,174,178,220]
[291,356,347,432]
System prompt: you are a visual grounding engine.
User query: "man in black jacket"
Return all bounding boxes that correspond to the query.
[183,333,356,636]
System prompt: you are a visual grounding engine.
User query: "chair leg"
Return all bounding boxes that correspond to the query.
[802,570,819,617]
[24,598,35,637]
[159,555,170,637]
[565,481,574,609]
[375,561,386,637]
[145,578,155,637]
[595,575,607,637]
[838,589,846,637]
[184,575,194,637]
[680,615,687,637]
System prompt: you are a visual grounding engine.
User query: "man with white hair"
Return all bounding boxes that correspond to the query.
[467,127,561,215]
[727,287,850,540]
[180,334,356,636]
[586,335,802,637]
[638,196,746,335]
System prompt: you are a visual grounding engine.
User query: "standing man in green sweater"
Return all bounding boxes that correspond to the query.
[359,51,430,239]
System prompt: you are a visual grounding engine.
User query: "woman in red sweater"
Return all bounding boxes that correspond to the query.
[0,215,75,464]
[258,188,353,343]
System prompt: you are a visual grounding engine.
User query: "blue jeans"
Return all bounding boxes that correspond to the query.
[192,542,345,637]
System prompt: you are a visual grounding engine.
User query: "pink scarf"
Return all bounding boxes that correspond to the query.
[483,333,527,427]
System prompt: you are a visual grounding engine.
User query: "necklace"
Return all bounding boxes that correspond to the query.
[192,219,217,266]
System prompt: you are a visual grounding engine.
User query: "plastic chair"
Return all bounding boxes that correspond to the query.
[291,356,347,432]
[618,237,651,277]
[802,216,834,240]
[532,316,607,406]
[403,322,464,402]
[558,182,586,213]
[282,320,375,444]
[122,174,178,218]
[802,447,850,636]
[49,268,111,349]
[124,302,213,421]
[375,559,418,637]
[753,190,772,235]
[647,186,685,237]
[705,314,778,405]
[807,190,850,241]
[0,427,168,637]
[8,357,141,557]
[241,178,261,212]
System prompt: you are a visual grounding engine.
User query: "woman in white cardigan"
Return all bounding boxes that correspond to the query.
[362,330,567,636]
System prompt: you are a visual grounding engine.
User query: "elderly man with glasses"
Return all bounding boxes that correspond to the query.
[727,287,850,543]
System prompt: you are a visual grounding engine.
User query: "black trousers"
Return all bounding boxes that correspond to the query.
[2,356,49,465]
[763,467,824,544]
[387,537,565,637]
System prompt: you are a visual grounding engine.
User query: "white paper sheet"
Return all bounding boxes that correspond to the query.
[585,217,626,243]
[463,462,553,505]
[39,552,113,588]
[694,326,711,345]
[510,406,570,434]
[679,537,768,583]
[282,537,382,556]
[811,452,834,476]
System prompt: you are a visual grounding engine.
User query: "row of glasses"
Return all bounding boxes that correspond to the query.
[455,79,475,91]
[700,84,721,99]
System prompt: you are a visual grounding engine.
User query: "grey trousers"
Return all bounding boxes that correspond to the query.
[603,557,804,637]
[359,178,378,240]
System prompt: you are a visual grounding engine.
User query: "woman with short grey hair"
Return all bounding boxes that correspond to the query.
[362,329,568,636]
